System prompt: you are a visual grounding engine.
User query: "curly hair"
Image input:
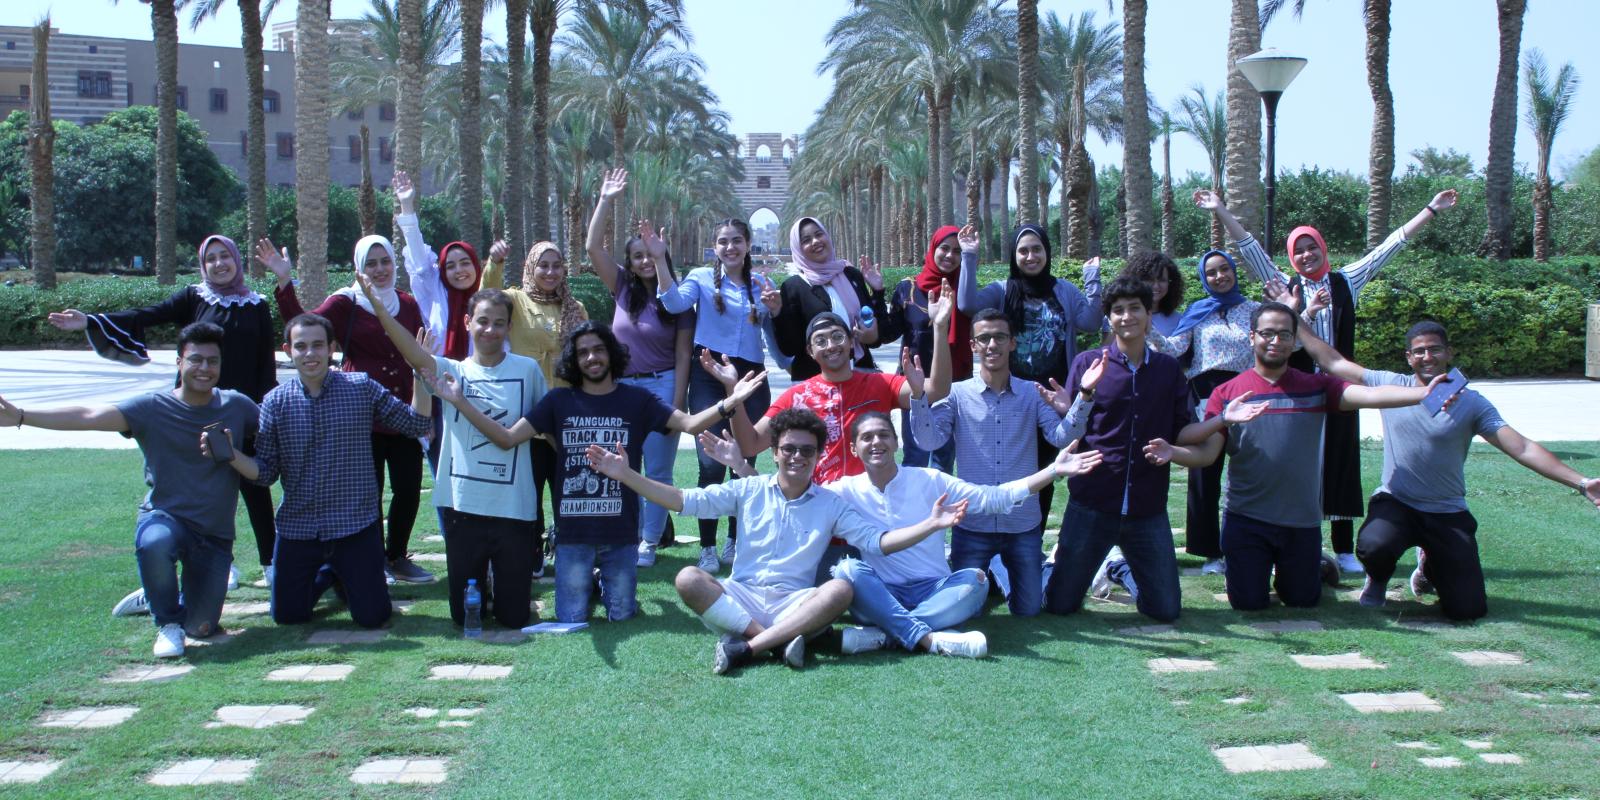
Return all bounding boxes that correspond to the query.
[554,320,631,386]
[768,407,827,451]
[1120,251,1185,316]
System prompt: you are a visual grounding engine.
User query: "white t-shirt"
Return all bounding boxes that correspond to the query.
[433,352,547,520]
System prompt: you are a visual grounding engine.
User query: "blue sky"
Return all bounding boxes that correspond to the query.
[9,0,1596,184]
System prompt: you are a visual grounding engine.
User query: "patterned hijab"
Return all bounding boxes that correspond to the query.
[1172,249,1248,336]
[195,235,256,300]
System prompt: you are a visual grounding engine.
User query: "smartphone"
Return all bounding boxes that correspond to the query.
[202,422,234,463]
[1421,368,1467,416]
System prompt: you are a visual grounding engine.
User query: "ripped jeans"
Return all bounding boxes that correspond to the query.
[831,558,987,651]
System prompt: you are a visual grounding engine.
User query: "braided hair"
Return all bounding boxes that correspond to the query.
[712,218,759,323]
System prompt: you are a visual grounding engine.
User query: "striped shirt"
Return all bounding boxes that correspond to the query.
[251,371,431,541]
[1233,229,1407,351]
[1206,368,1349,529]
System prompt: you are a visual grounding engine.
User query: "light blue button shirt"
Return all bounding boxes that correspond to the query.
[658,266,783,364]
[832,468,1031,586]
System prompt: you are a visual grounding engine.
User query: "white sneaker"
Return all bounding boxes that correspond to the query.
[112,589,150,617]
[1200,558,1226,575]
[1409,565,1435,597]
[263,564,275,588]
[153,623,185,659]
[227,563,240,592]
[841,626,889,655]
[928,630,988,658]
[720,537,737,565]
[697,546,721,573]
[1337,553,1365,575]
[636,541,657,568]
[1090,546,1124,599]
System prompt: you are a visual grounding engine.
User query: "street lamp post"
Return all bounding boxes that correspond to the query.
[1236,48,1308,255]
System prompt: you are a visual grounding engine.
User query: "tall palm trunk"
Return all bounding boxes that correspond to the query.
[1532,175,1552,261]
[239,0,267,275]
[293,0,331,301]
[1121,0,1153,255]
[359,126,377,235]
[871,165,885,266]
[503,0,529,271]
[152,0,179,285]
[1224,0,1263,244]
[28,19,55,290]
[529,1,556,242]
[395,0,424,181]
[925,89,941,225]
[1016,0,1040,225]
[1477,0,1525,260]
[937,85,956,224]
[981,156,995,259]
[1364,0,1394,249]
[1161,126,1175,256]
[458,0,485,249]
[1064,67,1093,261]
[995,146,1011,259]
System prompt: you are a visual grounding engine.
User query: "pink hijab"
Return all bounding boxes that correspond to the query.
[787,217,861,324]
[1286,225,1332,282]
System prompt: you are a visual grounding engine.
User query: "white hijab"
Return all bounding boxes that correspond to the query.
[336,234,400,316]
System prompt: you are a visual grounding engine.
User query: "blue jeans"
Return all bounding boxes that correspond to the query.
[621,370,681,546]
[134,510,232,635]
[271,519,392,628]
[899,406,955,471]
[949,524,1044,617]
[833,559,986,650]
[1222,512,1323,610]
[555,543,638,623]
[688,351,768,547]
[1044,502,1181,622]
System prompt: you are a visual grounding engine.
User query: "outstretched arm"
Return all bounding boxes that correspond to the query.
[0,395,127,432]
[1143,434,1223,469]
[587,442,685,512]
[1339,376,1441,411]
[355,272,435,373]
[586,169,627,294]
[1295,319,1366,385]
[877,494,969,555]
[430,372,542,450]
[1482,425,1600,508]
[668,367,769,435]
[1398,189,1458,239]
[1176,391,1269,445]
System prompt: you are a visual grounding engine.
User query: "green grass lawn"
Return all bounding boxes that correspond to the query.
[1,442,1598,799]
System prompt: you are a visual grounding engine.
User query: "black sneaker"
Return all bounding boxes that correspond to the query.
[387,556,436,584]
[713,635,752,675]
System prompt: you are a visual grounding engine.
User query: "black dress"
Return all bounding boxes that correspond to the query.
[85,284,277,403]
[773,266,888,380]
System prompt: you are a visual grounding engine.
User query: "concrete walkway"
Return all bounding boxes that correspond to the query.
[1,347,1597,449]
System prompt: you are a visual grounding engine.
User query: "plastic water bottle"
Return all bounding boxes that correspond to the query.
[463,579,482,639]
[859,305,876,329]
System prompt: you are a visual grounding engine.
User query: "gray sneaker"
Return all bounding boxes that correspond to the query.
[720,537,737,565]
[112,589,150,617]
[1090,546,1124,599]
[713,635,751,675]
[781,635,806,669]
[697,546,721,573]
[387,557,436,584]
[928,630,988,658]
[636,541,657,568]
[840,626,888,655]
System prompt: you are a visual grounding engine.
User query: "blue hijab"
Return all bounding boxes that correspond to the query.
[1172,249,1248,336]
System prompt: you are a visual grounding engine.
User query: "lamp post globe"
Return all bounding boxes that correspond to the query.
[1236,48,1308,255]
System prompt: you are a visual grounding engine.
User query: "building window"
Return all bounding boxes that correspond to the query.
[209,88,227,112]
[346,107,364,120]
[88,45,98,54]
[5,42,14,51]
[262,90,280,114]
[756,176,771,189]
[348,134,362,162]
[378,102,395,121]
[125,82,133,107]
[378,136,393,163]
[78,71,112,99]
[19,85,28,101]
[276,132,294,159]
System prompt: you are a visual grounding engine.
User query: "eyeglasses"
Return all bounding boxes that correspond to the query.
[809,331,850,348]
[183,355,221,368]
[973,332,1011,346]
[1407,346,1447,358]
[777,444,818,459]
[1252,329,1295,342]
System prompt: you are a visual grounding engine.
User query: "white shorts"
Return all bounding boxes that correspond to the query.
[704,579,817,633]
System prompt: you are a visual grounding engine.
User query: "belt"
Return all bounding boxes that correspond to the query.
[624,369,671,380]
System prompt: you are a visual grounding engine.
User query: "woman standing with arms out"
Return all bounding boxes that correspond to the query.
[957,223,1102,524]
[50,235,277,595]
[390,170,487,472]
[585,169,695,568]
[1195,187,1457,575]
[1119,252,1185,336]
[257,232,434,585]
[480,239,589,576]
[773,217,887,380]
[656,217,783,574]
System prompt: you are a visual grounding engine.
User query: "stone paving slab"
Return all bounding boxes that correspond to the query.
[0,761,63,784]
[1419,756,1463,768]
[423,535,444,543]
[1462,739,1494,750]
[1479,752,1523,764]
[411,552,447,563]
[1340,691,1442,713]
[265,664,354,682]
[1291,652,1384,670]
[221,601,272,617]
[104,664,193,683]
[350,758,448,785]
[206,705,315,729]
[392,600,416,613]
[1251,620,1325,634]
[1148,658,1216,673]
[37,706,139,729]
[1212,743,1327,773]
[428,664,512,680]
[306,629,388,645]
[148,759,257,786]
[1396,619,1453,631]
[1451,650,1527,666]
[1222,696,1251,705]
[185,629,245,648]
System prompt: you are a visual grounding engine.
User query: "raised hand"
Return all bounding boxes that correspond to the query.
[927,493,970,529]
[1305,287,1331,317]
[599,168,628,201]
[698,349,740,388]
[956,224,980,253]
[696,429,746,470]
[392,170,416,213]
[488,240,509,264]
[859,255,883,292]
[1429,189,1458,212]
[431,372,464,406]
[901,350,926,398]
[1142,438,1176,466]
[1080,349,1109,395]
[1262,279,1290,304]
[585,442,629,478]
[198,426,236,460]
[355,271,379,303]
[1084,256,1100,271]
[1223,390,1270,426]
[415,326,437,354]
[47,309,88,331]
[727,368,769,406]
[930,279,954,329]
[760,276,782,317]
[1581,477,1600,509]
[638,219,668,259]
[255,237,293,286]
[1192,189,1223,211]
[1055,440,1102,476]
[1037,377,1074,415]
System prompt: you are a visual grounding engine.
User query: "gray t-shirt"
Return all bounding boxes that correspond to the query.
[1366,369,1506,513]
[115,389,260,539]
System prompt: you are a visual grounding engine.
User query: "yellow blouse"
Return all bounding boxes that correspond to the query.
[481,257,589,389]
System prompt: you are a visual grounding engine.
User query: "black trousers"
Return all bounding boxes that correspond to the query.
[439,507,538,629]
[1357,493,1487,621]
[531,440,556,570]
[1183,369,1237,559]
[371,432,423,562]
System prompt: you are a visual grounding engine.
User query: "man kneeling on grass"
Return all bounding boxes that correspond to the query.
[585,408,969,674]
[702,411,1101,658]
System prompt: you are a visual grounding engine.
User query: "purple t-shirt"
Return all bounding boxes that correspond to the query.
[611,280,693,375]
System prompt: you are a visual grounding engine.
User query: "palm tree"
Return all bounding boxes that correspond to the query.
[293,0,331,300]
[1037,10,1121,258]
[1175,84,1226,247]
[359,125,377,235]
[1523,48,1579,262]
[1062,65,1093,260]
[1016,0,1040,226]
[456,0,486,249]
[1158,110,1174,256]
[1121,0,1152,255]
[1478,0,1526,260]
[28,18,55,290]
[1223,0,1262,243]
[503,0,529,264]
[147,0,180,285]
[189,0,280,276]
[395,0,425,182]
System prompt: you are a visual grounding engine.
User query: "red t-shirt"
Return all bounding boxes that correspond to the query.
[765,371,907,484]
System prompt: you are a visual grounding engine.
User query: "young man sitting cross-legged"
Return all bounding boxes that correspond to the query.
[585,407,969,675]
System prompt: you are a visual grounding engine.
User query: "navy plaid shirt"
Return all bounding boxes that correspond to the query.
[251,370,429,541]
